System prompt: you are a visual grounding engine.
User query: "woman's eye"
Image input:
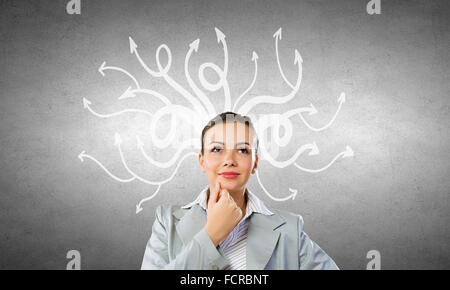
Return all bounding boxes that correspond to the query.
[238,148,249,154]
[211,147,222,153]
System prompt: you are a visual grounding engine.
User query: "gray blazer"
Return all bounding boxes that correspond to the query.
[141,203,339,270]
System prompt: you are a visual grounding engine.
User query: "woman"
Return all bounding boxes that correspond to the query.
[141,112,339,270]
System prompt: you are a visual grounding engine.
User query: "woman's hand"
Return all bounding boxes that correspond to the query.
[204,180,243,247]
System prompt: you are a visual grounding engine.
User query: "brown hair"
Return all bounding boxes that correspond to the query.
[200,111,259,156]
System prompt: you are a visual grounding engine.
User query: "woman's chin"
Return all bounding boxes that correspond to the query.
[217,178,242,190]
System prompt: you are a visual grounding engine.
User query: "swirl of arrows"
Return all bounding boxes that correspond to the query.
[78,27,354,214]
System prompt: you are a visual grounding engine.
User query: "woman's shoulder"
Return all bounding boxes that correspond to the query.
[269,207,306,229]
[153,203,195,220]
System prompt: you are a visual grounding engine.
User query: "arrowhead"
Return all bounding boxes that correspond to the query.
[78,150,85,162]
[189,39,200,52]
[82,97,91,109]
[308,103,318,115]
[214,27,226,43]
[98,61,106,76]
[294,49,303,64]
[308,142,320,156]
[288,188,298,200]
[252,51,258,61]
[136,204,143,214]
[343,145,354,158]
[338,92,346,103]
[136,135,144,149]
[114,132,122,146]
[273,27,282,39]
[118,86,135,100]
[129,36,137,54]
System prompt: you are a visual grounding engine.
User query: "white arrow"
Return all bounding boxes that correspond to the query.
[116,132,198,185]
[298,92,346,132]
[118,86,135,99]
[82,97,153,118]
[214,27,232,111]
[129,36,163,77]
[184,38,216,117]
[98,61,141,90]
[78,150,135,183]
[137,136,198,168]
[136,185,162,214]
[283,103,318,118]
[129,36,208,117]
[118,89,172,109]
[237,46,303,115]
[293,145,354,173]
[255,169,298,202]
[232,51,259,112]
[273,28,302,90]
[215,27,228,77]
[261,142,320,168]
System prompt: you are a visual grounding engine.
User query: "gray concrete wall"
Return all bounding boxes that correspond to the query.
[0,0,449,269]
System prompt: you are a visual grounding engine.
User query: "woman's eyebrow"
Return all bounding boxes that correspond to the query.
[208,141,249,146]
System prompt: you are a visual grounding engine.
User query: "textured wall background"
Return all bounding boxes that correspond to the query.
[0,0,449,269]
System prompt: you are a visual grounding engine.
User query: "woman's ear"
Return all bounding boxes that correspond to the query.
[251,155,258,174]
[198,153,205,172]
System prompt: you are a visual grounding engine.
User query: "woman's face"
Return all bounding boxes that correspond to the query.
[198,122,258,194]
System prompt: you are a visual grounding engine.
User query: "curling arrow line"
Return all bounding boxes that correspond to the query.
[261,142,320,168]
[215,27,229,77]
[215,27,231,111]
[135,184,162,214]
[98,61,141,90]
[82,97,153,118]
[129,37,208,117]
[255,169,298,202]
[116,132,198,185]
[237,49,302,115]
[282,104,318,118]
[297,92,346,132]
[160,71,208,117]
[184,38,216,117]
[118,88,172,107]
[148,104,204,149]
[78,150,135,183]
[222,76,232,112]
[129,36,164,77]
[197,61,231,112]
[233,51,258,112]
[273,28,302,90]
[293,145,354,173]
[137,136,198,168]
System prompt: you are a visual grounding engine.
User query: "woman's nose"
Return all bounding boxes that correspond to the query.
[222,149,237,166]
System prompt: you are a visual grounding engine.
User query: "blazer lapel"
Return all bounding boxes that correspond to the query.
[173,204,286,270]
[174,204,207,246]
[246,212,286,270]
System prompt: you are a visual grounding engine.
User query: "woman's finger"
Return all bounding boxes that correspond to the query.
[208,180,221,206]
[227,191,236,204]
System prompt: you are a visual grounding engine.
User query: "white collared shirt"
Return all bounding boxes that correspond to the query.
[181,185,274,270]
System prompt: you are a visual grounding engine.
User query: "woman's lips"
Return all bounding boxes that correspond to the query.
[219,172,240,179]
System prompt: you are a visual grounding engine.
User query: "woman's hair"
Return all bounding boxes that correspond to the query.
[200,111,259,156]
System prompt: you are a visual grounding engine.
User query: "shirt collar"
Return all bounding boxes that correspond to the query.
[181,185,274,217]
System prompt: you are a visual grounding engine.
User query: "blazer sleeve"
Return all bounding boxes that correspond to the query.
[297,215,339,270]
[141,205,229,270]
